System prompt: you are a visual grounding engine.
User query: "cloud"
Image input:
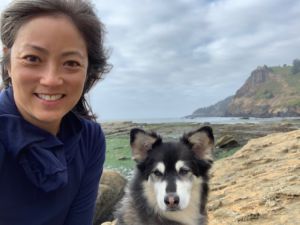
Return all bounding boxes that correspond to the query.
[90,0,300,120]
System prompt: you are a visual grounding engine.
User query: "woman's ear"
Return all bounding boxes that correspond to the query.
[3,46,9,54]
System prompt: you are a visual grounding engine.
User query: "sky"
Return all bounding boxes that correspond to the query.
[1,0,300,121]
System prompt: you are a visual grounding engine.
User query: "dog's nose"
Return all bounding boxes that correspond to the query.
[164,193,180,209]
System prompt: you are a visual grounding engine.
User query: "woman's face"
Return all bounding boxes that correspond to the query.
[7,15,88,135]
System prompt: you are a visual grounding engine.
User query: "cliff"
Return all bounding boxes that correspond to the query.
[189,64,300,118]
[187,96,233,118]
[208,129,300,224]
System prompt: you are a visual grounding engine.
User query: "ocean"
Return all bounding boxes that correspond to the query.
[101,116,300,125]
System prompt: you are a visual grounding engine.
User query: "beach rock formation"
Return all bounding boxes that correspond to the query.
[189,63,300,118]
[188,96,233,118]
[98,129,300,225]
[215,134,239,148]
[208,129,300,224]
[93,170,127,225]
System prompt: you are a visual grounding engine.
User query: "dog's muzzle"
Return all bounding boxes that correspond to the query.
[164,192,180,211]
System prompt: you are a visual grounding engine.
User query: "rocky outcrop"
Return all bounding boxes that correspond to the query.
[208,130,300,224]
[187,96,233,118]
[93,170,127,225]
[235,66,271,98]
[101,121,138,136]
[215,135,239,148]
[227,66,300,117]
[189,64,300,118]
[98,130,300,225]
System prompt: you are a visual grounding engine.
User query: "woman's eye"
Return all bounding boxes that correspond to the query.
[64,60,81,68]
[23,55,40,63]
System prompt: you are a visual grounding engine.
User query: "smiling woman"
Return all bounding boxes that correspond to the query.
[0,0,110,225]
[7,15,89,134]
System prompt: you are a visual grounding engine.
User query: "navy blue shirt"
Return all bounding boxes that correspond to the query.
[0,87,105,225]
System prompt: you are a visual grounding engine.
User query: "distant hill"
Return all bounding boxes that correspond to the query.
[188,62,300,118]
[187,96,233,118]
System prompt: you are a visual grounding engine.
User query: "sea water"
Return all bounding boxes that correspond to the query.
[102,116,300,125]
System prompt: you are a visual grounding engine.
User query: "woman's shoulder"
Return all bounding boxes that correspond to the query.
[77,118,105,165]
[78,117,105,146]
[80,117,104,136]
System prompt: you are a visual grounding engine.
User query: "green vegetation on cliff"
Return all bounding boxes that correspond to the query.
[189,59,300,118]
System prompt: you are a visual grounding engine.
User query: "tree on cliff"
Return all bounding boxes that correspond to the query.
[292,58,300,74]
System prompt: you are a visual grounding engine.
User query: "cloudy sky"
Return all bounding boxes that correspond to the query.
[1,0,300,121]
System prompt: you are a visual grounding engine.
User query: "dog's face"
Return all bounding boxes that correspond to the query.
[130,126,214,212]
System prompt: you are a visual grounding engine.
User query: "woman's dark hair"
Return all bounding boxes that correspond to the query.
[0,0,111,120]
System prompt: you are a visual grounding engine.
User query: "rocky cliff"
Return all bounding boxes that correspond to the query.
[208,129,300,224]
[189,64,300,118]
[187,96,233,118]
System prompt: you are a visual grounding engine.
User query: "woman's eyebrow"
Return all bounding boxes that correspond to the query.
[61,51,85,59]
[22,44,85,59]
[22,44,48,54]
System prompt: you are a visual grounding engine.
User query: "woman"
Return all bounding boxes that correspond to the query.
[0,0,110,224]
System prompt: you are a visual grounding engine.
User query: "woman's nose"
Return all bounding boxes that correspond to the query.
[39,65,63,86]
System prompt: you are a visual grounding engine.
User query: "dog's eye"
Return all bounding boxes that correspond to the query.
[179,168,190,176]
[153,170,164,177]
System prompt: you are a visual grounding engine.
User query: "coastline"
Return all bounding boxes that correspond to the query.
[100,116,300,125]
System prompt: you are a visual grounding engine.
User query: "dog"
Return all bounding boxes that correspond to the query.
[114,126,214,225]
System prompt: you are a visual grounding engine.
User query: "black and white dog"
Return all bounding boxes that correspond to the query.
[115,126,214,225]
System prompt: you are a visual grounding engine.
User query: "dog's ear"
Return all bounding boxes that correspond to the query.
[181,126,214,161]
[130,128,161,162]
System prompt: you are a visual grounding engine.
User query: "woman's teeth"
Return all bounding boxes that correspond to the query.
[37,94,63,101]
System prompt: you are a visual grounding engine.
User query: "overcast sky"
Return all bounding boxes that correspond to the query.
[1,0,300,121]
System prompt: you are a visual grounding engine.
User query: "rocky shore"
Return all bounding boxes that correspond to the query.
[101,118,300,150]
[96,119,300,225]
[208,129,300,224]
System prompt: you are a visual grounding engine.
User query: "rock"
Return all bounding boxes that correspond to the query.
[117,156,131,161]
[208,130,300,225]
[215,135,239,148]
[101,121,140,136]
[100,121,300,225]
[93,170,127,225]
[235,212,260,222]
[208,200,222,211]
[187,96,233,117]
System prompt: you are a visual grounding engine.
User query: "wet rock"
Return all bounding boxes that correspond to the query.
[215,135,239,148]
[93,170,127,225]
[236,212,260,222]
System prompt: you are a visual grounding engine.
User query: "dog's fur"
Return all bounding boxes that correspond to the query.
[115,126,214,225]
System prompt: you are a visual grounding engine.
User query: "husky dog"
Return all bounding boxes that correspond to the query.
[115,126,214,225]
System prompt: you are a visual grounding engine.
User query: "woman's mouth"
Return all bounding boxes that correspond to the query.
[35,93,65,101]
